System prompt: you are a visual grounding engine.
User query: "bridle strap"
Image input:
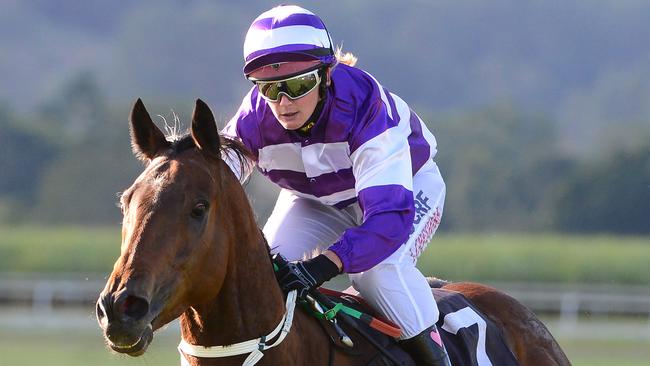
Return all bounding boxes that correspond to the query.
[178,290,297,366]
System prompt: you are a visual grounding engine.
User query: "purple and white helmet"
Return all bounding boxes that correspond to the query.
[243,5,336,76]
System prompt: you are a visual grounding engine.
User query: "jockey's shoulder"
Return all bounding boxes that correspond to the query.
[331,64,385,105]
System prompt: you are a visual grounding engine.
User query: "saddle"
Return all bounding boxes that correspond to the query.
[311,287,415,366]
[310,286,520,366]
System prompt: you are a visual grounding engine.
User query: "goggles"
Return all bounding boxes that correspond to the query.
[253,69,321,102]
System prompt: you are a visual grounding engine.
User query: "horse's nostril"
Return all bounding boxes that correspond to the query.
[96,294,112,324]
[118,295,150,320]
[96,300,105,319]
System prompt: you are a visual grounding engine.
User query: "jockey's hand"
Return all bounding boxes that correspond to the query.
[273,254,340,299]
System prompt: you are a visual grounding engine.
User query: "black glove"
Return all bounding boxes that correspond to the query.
[273,254,340,299]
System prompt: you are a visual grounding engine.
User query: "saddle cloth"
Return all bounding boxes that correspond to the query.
[317,287,520,366]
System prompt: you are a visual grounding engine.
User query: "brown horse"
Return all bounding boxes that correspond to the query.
[97,99,571,365]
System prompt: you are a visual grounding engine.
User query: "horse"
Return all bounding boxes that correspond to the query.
[96,99,571,365]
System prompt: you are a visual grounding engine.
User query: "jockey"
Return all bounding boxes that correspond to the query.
[223,5,449,365]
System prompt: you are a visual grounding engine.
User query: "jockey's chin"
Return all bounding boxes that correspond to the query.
[268,88,320,131]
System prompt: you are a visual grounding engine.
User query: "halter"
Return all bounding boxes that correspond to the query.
[178,290,298,366]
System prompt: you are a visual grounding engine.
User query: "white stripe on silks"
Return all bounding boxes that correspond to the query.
[244,25,331,57]
[258,143,304,173]
[361,71,394,120]
[254,5,314,21]
[258,142,353,177]
[288,188,357,206]
[301,142,351,178]
[351,93,413,192]
[415,112,438,157]
[178,290,298,366]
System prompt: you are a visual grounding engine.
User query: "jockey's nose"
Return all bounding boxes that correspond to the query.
[278,93,292,105]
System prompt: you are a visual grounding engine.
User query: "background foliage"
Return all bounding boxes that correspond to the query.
[0,5,648,365]
[0,0,648,233]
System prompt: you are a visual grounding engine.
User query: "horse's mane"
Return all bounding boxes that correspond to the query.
[168,133,254,181]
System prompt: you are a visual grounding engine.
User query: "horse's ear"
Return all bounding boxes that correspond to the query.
[191,99,221,159]
[129,98,170,161]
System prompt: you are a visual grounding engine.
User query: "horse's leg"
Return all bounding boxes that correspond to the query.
[442,282,571,366]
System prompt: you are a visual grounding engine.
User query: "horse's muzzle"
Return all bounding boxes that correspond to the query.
[96,290,154,356]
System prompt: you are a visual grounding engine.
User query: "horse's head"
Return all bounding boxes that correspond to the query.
[96,99,252,356]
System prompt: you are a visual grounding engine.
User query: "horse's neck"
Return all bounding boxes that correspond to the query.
[179,170,287,348]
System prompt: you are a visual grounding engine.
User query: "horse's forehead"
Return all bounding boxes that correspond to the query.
[172,153,217,185]
[136,157,177,187]
[135,154,215,190]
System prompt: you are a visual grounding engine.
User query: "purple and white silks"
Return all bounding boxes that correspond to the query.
[223,64,439,273]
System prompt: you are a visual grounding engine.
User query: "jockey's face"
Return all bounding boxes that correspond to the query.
[266,81,320,130]
[249,61,324,131]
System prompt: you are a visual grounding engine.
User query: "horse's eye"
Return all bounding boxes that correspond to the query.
[191,201,209,219]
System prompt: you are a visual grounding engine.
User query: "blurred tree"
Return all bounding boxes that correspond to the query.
[34,142,139,224]
[429,104,570,231]
[1,0,649,232]
[552,145,650,234]
[557,59,650,156]
[0,104,58,222]
[37,71,113,144]
[31,72,141,223]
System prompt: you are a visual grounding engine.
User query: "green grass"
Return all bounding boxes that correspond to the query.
[418,233,650,284]
[2,227,648,365]
[0,225,120,275]
[0,325,648,366]
[1,226,649,284]
[0,327,180,366]
[559,338,650,366]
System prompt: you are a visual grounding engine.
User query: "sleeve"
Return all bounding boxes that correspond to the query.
[221,90,258,182]
[328,92,416,273]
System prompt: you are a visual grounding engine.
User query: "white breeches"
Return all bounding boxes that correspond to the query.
[263,160,446,339]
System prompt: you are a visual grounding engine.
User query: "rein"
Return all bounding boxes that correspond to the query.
[178,290,298,366]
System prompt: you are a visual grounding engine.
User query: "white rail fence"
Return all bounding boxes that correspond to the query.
[0,276,103,313]
[487,282,650,334]
[2,276,650,327]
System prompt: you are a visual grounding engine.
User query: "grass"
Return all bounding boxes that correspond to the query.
[1,226,649,284]
[0,225,120,275]
[560,338,650,366]
[0,226,650,285]
[418,233,650,284]
[1,227,648,366]
[0,321,649,366]
[0,327,180,366]
[0,225,649,366]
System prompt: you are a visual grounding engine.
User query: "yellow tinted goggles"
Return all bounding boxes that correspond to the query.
[255,69,321,102]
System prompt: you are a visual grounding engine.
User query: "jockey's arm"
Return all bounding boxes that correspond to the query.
[327,96,416,273]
